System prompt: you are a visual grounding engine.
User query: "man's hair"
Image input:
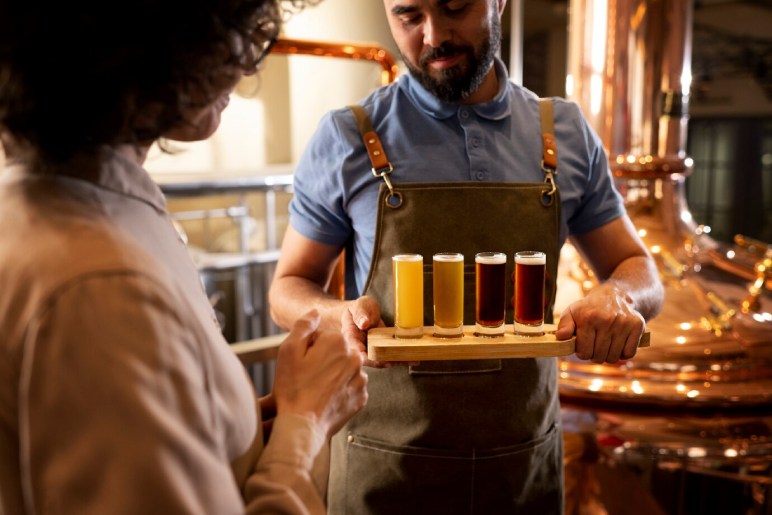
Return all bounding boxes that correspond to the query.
[0,0,316,164]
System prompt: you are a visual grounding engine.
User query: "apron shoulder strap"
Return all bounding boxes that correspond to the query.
[350,101,558,175]
[349,102,558,202]
[538,98,558,172]
[349,104,392,174]
[349,104,396,198]
[538,98,558,203]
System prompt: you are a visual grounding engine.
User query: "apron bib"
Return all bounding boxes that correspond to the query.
[328,101,565,515]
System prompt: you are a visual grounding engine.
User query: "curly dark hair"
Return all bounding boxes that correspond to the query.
[0,0,318,164]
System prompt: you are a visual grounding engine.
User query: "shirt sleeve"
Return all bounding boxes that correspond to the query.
[243,414,328,514]
[556,99,626,236]
[19,272,245,515]
[289,109,356,246]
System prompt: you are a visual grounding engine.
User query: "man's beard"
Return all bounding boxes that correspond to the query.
[403,17,501,103]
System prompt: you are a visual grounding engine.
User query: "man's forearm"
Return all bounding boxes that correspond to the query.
[269,277,349,331]
[602,255,664,321]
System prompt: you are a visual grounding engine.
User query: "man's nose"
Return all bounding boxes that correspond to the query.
[423,15,451,48]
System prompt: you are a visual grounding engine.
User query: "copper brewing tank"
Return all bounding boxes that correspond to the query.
[559,0,772,511]
[561,0,772,413]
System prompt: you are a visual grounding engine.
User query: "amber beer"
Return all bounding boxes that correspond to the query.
[514,251,546,336]
[475,252,507,335]
[392,254,424,338]
[432,253,464,337]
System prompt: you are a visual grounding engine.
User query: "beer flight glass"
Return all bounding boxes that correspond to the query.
[474,252,507,336]
[392,254,424,338]
[432,253,464,337]
[514,251,546,336]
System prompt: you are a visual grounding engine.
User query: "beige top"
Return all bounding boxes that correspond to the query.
[0,149,326,514]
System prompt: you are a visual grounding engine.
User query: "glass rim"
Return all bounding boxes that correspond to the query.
[392,253,423,262]
[514,250,546,264]
[475,251,506,264]
[433,252,464,262]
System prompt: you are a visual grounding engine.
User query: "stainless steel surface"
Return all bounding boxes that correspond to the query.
[157,171,293,198]
[196,250,282,342]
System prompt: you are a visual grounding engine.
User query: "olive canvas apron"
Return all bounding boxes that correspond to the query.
[328,100,564,515]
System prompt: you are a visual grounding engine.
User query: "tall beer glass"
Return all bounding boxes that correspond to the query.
[392,254,424,338]
[514,251,546,336]
[475,252,507,336]
[433,253,464,337]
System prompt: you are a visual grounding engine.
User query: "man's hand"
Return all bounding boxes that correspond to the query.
[555,283,646,363]
[340,296,419,368]
[340,295,391,368]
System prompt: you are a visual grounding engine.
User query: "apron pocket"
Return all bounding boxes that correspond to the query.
[473,423,563,514]
[338,424,562,515]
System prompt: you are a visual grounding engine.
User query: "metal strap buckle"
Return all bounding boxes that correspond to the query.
[372,163,401,207]
[541,165,557,207]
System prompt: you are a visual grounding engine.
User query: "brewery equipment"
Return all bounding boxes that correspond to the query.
[559,0,772,512]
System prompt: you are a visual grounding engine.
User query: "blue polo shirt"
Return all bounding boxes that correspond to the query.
[289,58,624,296]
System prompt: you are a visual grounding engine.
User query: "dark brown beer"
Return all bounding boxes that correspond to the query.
[475,252,507,330]
[514,251,546,334]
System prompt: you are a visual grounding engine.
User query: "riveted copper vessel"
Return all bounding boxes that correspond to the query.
[560,0,772,512]
[561,0,772,414]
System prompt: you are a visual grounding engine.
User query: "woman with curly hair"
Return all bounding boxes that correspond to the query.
[0,1,367,513]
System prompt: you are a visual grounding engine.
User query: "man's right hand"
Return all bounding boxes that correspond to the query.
[341,295,419,369]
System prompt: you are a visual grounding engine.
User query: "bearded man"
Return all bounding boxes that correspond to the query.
[269,1,663,513]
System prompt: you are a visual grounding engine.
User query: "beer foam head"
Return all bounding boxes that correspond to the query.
[433,252,464,262]
[475,252,506,264]
[515,251,546,265]
[393,253,423,262]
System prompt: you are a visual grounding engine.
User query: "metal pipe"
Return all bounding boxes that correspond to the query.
[272,38,399,87]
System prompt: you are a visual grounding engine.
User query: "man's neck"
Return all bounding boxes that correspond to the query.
[459,65,499,105]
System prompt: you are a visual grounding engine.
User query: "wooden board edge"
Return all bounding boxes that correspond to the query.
[367,326,650,362]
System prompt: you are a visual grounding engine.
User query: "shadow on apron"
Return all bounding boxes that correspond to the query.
[337,423,562,515]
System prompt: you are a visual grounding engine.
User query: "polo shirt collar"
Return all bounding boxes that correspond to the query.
[399,57,511,121]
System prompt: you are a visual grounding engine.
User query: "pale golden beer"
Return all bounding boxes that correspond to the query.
[392,254,424,338]
[432,253,464,337]
[514,251,546,336]
[475,252,507,336]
